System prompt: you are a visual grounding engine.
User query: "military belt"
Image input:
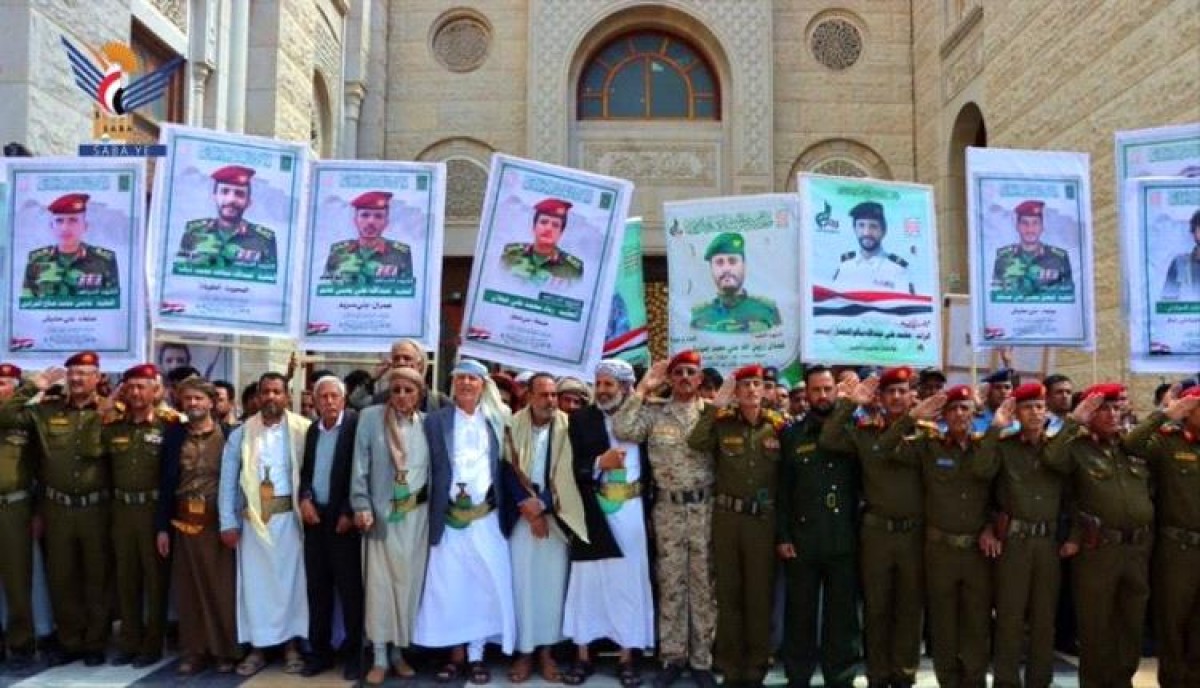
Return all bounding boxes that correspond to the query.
[0,489,31,506]
[114,488,159,505]
[861,511,922,533]
[1100,524,1151,546]
[925,526,978,550]
[714,493,771,517]
[658,487,711,505]
[1008,518,1053,538]
[44,486,110,508]
[599,481,643,501]
[1160,525,1200,548]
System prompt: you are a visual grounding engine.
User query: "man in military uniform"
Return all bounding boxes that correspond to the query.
[0,352,110,666]
[0,364,37,669]
[104,364,179,667]
[991,200,1074,297]
[1159,208,1200,301]
[973,368,1017,432]
[1122,384,1200,687]
[21,193,120,302]
[1042,384,1154,687]
[614,350,717,688]
[971,384,1069,688]
[831,202,914,294]
[776,365,860,688]
[690,232,782,333]
[688,365,784,687]
[818,367,921,688]
[321,190,413,289]
[501,198,585,286]
[175,165,278,280]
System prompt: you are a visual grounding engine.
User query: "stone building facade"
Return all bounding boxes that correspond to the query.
[0,1,1196,401]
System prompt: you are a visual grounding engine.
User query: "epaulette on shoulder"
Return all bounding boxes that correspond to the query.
[156,407,182,424]
[1049,246,1068,256]
[887,253,909,268]
[715,407,737,421]
[763,409,786,432]
[840,251,856,261]
[184,218,211,230]
[28,246,53,258]
[502,242,525,255]
[391,240,411,252]
[564,253,583,269]
[330,239,353,250]
[997,245,1017,256]
[90,245,114,258]
[254,224,275,239]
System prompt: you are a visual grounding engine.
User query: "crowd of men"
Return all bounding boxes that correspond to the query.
[0,339,1198,688]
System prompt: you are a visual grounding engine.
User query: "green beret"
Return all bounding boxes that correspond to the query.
[704,232,745,260]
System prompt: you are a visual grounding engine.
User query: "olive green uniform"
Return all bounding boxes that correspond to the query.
[880,417,991,688]
[0,415,39,657]
[819,399,923,687]
[1123,411,1200,688]
[174,218,278,279]
[104,410,177,658]
[322,239,413,285]
[689,292,781,333]
[501,243,584,285]
[21,243,120,301]
[991,244,1074,296]
[777,413,860,688]
[688,405,783,686]
[0,384,110,657]
[971,426,1064,688]
[1043,418,1154,688]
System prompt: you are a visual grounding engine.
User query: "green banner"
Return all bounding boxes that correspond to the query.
[604,218,649,366]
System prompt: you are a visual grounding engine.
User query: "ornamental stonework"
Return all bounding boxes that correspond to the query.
[446,159,487,219]
[151,0,187,32]
[810,18,862,71]
[432,15,490,73]
[583,146,717,185]
[813,159,867,178]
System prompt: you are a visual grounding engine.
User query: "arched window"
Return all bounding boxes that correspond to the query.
[578,30,719,120]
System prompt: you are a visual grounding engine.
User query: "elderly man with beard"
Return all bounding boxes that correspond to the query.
[613,350,716,688]
[505,372,588,683]
[367,338,450,411]
[218,372,311,676]
[156,376,239,674]
[562,359,655,687]
[776,365,860,688]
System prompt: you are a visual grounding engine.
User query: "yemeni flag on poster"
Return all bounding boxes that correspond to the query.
[603,217,649,366]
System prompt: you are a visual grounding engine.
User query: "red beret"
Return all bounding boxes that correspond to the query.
[0,363,22,379]
[350,191,392,210]
[1014,200,1044,218]
[64,351,100,368]
[534,198,572,218]
[944,385,974,404]
[210,165,255,186]
[1082,383,1125,402]
[879,366,913,389]
[1181,386,1200,400]
[1012,382,1046,404]
[47,193,89,214]
[667,350,701,371]
[122,364,159,382]
[733,364,764,382]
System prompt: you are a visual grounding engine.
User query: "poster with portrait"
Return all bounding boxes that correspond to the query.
[966,147,1095,350]
[603,217,650,366]
[148,124,308,337]
[1121,177,1200,373]
[665,195,800,374]
[154,331,234,382]
[2,158,147,369]
[459,154,633,378]
[798,173,940,368]
[300,161,446,352]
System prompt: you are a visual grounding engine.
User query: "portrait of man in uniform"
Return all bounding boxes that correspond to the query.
[1159,208,1200,302]
[990,200,1074,297]
[500,198,585,286]
[690,232,781,333]
[174,164,278,280]
[21,193,121,303]
[831,201,914,294]
[320,190,413,288]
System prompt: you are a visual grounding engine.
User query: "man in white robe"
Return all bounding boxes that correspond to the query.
[562,359,655,687]
[218,372,310,676]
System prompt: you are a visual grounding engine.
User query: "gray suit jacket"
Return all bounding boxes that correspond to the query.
[350,405,429,542]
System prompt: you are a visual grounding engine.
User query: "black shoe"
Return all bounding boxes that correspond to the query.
[45,650,81,667]
[7,651,34,671]
[84,652,107,667]
[653,663,684,688]
[132,653,161,668]
[300,656,334,677]
[342,658,362,681]
[692,669,718,688]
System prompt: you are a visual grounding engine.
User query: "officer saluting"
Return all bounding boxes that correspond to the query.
[831,201,914,294]
[501,198,585,285]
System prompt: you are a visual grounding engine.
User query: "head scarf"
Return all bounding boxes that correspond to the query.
[595,358,635,386]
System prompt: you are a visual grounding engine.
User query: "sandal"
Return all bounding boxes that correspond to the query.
[176,656,205,675]
[508,654,534,683]
[618,662,643,687]
[365,665,388,685]
[392,656,417,678]
[541,655,564,683]
[235,650,266,677]
[435,662,465,684]
[469,660,491,685]
[562,660,595,686]
[283,647,305,674]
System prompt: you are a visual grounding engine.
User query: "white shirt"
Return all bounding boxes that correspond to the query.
[451,407,492,501]
[256,422,293,495]
[832,251,914,293]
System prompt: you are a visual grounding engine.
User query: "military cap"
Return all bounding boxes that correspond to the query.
[878,366,913,390]
[667,350,702,372]
[1014,200,1045,218]
[918,367,947,383]
[0,363,22,379]
[351,190,393,210]
[534,198,572,218]
[122,364,159,382]
[733,364,764,381]
[1081,383,1125,402]
[849,201,885,225]
[763,366,779,383]
[210,165,256,186]
[984,368,1017,385]
[944,385,974,405]
[1012,382,1046,404]
[704,232,746,260]
[65,351,100,368]
[47,193,89,214]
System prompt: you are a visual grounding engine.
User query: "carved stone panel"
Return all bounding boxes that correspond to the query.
[582,144,717,186]
[150,0,187,32]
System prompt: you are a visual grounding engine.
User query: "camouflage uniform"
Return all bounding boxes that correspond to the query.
[175,219,277,275]
[501,243,584,285]
[689,292,781,333]
[614,393,715,670]
[21,243,120,300]
[991,244,1074,295]
[322,239,413,285]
